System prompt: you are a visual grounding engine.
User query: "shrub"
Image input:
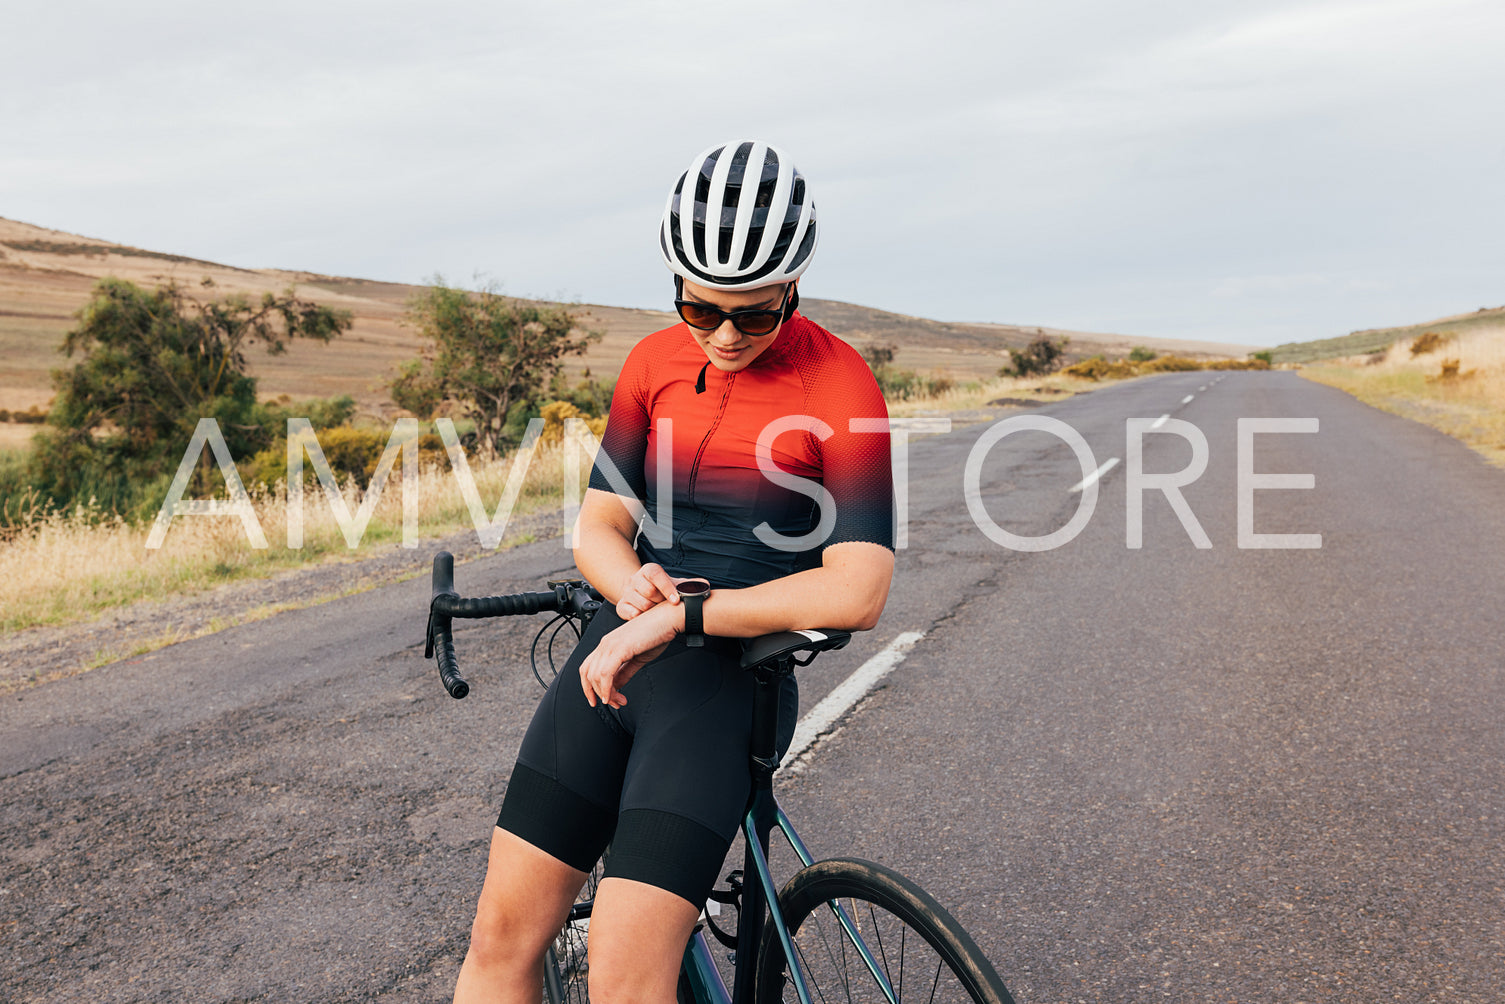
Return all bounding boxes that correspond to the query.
[1139,355,1203,373]
[1249,350,1274,365]
[1428,359,1475,383]
[872,367,954,401]
[243,426,448,491]
[862,343,897,368]
[1410,332,1449,357]
[0,453,31,534]
[538,400,608,446]
[1062,356,1138,381]
[859,343,952,401]
[1002,334,1068,377]
[1128,345,1157,363]
[547,371,615,419]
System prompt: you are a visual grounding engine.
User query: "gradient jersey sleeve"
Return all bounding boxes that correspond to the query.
[588,314,894,589]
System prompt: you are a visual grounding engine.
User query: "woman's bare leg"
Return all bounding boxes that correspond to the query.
[584,877,702,1004]
[454,826,588,1004]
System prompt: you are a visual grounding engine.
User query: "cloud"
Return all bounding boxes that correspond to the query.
[1,0,1501,344]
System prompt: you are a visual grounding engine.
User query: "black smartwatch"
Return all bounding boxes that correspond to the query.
[678,579,711,647]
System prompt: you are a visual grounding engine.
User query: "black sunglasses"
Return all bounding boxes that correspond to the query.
[674,282,793,336]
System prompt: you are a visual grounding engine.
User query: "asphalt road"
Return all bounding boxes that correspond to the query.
[3,371,1503,1002]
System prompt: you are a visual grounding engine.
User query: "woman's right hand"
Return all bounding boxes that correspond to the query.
[616,562,682,620]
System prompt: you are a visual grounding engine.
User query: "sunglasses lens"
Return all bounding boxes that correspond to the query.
[734,312,781,336]
[677,302,723,329]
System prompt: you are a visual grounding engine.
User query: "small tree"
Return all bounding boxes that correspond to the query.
[395,281,600,456]
[34,277,351,511]
[862,342,897,369]
[1001,333,1068,377]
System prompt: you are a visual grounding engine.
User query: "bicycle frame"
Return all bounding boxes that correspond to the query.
[678,666,900,1004]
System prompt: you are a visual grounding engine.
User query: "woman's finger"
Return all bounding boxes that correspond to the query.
[581,650,625,709]
[579,661,597,707]
[652,567,682,603]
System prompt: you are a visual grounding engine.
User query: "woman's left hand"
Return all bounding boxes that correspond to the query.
[579,602,681,709]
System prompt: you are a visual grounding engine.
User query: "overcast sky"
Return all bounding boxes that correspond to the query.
[3,0,1502,346]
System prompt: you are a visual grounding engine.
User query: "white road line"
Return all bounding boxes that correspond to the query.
[1198,385,1207,391]
[782,631,925,768]
[1181,394,1195,404]
[1151,413,1170,430]
[1069,456,1120,493]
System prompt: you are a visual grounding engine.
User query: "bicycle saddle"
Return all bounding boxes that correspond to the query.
[739,629,851,671]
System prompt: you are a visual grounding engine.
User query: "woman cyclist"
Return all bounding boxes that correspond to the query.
[455,140,896,1003]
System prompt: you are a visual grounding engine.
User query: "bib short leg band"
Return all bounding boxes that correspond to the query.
[496,607,795,908]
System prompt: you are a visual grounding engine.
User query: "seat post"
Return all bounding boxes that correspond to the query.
[733,661,789,1004]
[747,662,788,792]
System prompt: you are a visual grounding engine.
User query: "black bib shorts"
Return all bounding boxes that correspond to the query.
[496,606,797,908]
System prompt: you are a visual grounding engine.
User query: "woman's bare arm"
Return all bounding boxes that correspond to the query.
[572,486,895,708]
[572,488,894,634]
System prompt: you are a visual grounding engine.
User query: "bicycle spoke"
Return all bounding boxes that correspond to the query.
[794,939,833,1004]
[868,902,894,996]
[757,859,1014,1004]
[897,918,906,1002]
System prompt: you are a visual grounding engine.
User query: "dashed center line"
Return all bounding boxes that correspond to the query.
[1069,456,1120,493]
[1181,394,1195,404]
[1150,414,1170,430]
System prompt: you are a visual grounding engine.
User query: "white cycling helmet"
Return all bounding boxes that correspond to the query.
[659,140,817,290]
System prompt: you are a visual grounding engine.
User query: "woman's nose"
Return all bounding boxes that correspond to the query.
[712,320,741,344]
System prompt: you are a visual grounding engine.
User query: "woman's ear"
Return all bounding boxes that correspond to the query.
[783,281,800,321]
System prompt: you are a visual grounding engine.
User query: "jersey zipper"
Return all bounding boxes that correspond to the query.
[686,370,737,506]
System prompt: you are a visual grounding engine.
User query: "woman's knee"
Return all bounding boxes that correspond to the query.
[585,878,700,1004]
[467,828,584,967]
[467,891,545,969]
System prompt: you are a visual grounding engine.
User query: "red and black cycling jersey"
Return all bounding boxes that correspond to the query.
[588,312,895,588]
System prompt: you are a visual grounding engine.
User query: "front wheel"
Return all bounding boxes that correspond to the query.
[756,857,1015,1004]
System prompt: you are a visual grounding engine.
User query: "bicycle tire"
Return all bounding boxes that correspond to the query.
[544,859,602,1004]
[755,857,1015,1004]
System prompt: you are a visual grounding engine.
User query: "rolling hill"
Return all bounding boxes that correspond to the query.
[1269,304,1505,364]
[0,216,1249,425]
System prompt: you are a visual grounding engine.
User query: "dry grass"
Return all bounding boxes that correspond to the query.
[1301,326,1505,467]
[884,372,1093,418]
[2,370,1081,633]
[0,436,594,633]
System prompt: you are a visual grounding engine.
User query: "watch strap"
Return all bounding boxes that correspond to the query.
[682,591,705,647]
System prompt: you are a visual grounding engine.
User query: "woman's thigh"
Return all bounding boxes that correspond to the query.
[470,826,588,957]
[585,876,702,1002]
[499,610,634,871]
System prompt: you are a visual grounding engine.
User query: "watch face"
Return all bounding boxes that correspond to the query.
[677,579,711,596]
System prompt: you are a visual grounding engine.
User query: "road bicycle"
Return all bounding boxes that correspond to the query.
[426,551,1016,1004]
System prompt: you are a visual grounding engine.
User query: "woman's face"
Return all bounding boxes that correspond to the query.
[679,278,795,374]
